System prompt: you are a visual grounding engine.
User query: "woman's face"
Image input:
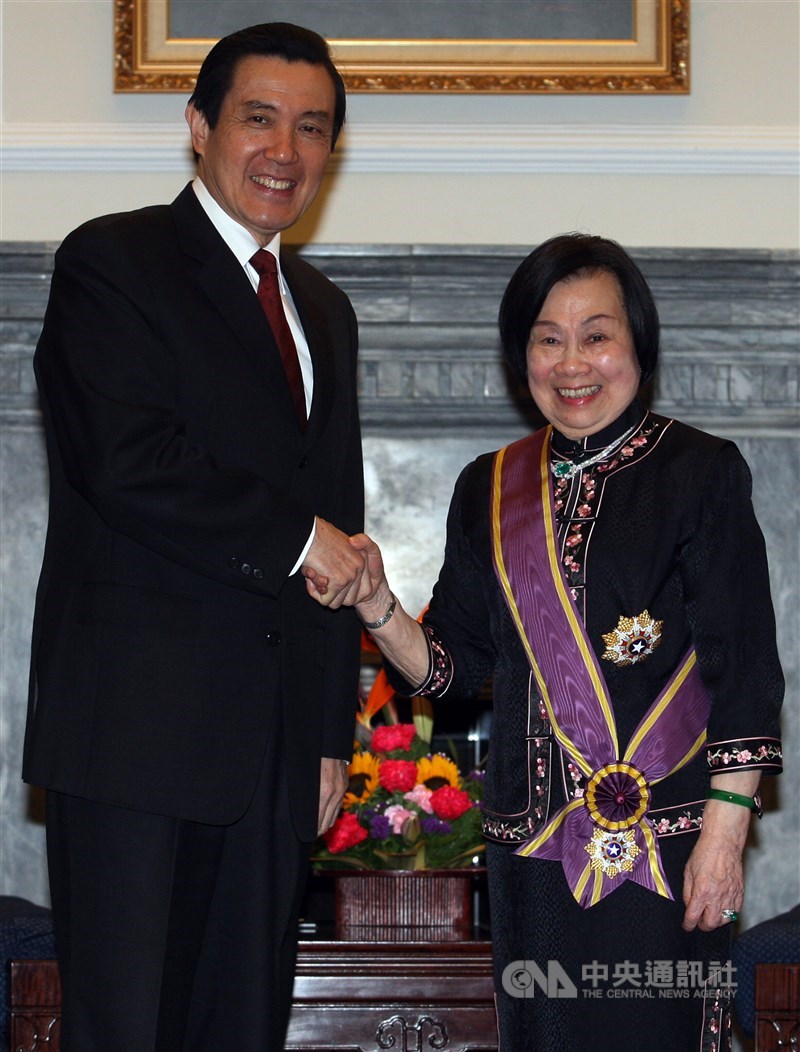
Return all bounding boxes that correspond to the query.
[526,270,641,440]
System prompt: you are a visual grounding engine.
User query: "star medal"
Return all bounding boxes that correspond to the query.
[585,828,641,877]
[601,609,663,667]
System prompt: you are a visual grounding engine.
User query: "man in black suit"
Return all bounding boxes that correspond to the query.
[24,22,368,1051]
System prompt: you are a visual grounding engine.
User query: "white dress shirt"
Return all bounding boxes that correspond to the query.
[192,176,316,570]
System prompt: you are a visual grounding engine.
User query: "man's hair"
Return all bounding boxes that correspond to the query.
[498,233,660,386]
[188,22,346,149]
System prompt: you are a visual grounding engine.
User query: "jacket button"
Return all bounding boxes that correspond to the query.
[253,568,263,580]
[229,556,240,569]
[266,632,282,647]
[241,563,252,575]
[299,456,308,468]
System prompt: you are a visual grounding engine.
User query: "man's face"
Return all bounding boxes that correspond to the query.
[186,55,336,244]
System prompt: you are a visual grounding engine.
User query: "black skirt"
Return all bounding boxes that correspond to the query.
[487,839,733,1052]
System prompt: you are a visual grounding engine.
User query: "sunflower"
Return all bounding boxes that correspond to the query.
[342,751,381,808]
[416,754,460,792]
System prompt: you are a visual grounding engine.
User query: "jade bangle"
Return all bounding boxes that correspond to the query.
[707,788,763,819]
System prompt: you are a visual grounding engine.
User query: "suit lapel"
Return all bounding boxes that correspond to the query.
[281,251,335,445]
[170,186,306,438]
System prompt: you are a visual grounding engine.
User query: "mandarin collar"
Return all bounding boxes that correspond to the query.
[550,400,647,460]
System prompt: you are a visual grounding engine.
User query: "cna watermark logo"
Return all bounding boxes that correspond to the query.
[501,960,737,1000]
[502,960,578,999]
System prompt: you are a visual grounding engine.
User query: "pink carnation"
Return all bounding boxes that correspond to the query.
[430,785,472,821]
[404,784,434,813]
[371,724,417,753]
[324,812,368,854]
[384,804,417,834]
[379,759,419,793]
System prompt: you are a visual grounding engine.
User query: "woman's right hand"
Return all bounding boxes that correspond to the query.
[347,533,393,621]
[344,534,431,689]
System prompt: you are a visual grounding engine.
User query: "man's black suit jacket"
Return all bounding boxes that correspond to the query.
[24,184,364,840]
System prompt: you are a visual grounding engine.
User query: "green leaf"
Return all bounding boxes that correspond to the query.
[412,695,434,744]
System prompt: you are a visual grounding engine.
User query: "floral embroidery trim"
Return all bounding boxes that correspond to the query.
[415,624,453,698]
[649,800,705,837]
[488,799,707,844]
[483,812,546,842]
[566,759,587,800]
[699,967,734,1052]
[707,737,783,772]
[483,727,552,844]
[553,416,662,595]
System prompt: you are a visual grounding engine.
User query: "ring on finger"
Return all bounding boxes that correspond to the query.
[721,909,739,922]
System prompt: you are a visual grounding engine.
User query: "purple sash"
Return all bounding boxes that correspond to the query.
[491,429,711,907]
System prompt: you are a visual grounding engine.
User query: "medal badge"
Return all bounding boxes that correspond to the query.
[602,609,664,667]
[585,828,641,877]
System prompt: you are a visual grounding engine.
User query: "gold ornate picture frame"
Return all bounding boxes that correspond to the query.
[114,0,689,95]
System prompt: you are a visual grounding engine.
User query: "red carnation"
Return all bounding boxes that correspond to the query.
[371,724,417,753]
[324,812,368,854]
[379,759,419,793]
[430,785,472,821]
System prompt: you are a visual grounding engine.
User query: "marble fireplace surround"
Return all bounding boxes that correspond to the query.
[1,243,798,933]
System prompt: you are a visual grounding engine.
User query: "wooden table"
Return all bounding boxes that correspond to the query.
[287,935,497,1051]
[10,935,497,1052]
[755,962,800,1052]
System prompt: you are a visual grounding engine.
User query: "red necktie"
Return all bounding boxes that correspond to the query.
[250,250,307,428]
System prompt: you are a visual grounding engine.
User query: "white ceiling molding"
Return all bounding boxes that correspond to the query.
[1,122,796,176]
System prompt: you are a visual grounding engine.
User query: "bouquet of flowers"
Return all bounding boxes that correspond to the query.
[314,640,485,871]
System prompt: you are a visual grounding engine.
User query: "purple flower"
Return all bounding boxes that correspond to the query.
[421,816,452,836]
[369,814,391,839]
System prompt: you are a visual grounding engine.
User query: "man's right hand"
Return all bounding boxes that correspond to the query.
[301,517,371,608]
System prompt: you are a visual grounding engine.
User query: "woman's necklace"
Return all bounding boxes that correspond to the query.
[551,423,639,479]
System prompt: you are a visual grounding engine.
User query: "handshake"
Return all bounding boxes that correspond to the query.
[301,516,389,622]
[303,518,428,689]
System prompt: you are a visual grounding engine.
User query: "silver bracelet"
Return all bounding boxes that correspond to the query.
[360,593,397,630]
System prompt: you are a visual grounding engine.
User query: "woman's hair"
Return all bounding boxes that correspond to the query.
[188,22,346,150]
[498,233,660,385]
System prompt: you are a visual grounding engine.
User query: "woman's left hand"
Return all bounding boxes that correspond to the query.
[682,829,744,932]
[682,770,760,931]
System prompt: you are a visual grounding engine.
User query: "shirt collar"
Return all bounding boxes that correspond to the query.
[192,176,285,282]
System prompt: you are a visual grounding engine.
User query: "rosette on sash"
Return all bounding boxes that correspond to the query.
[491,428,711,908]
